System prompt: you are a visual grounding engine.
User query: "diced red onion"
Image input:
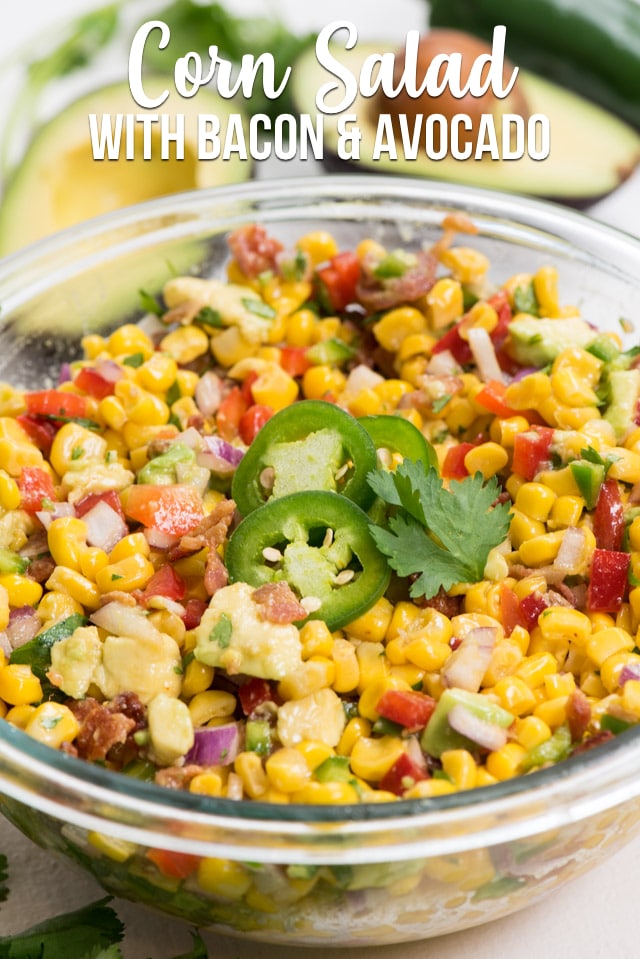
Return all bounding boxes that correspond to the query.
[344,364,385,395]
[184,723,240,766]
[176,427,204,451]
[82,500,128,553]
[137,313,166,339]
[6,606,40,649]
[0,633,10,657]
[467,327,505,384]
[58,363,72,385]
[194,371,223,417]
[443,627,497,693]
[91,602,162,642]
[36,501,75,530]
[510,365,540,383]
[619,663,640,687]
[553,526,587,575]
[144,527,181,550]
[95,358,125,384]
[448,703,508,752]
[196,435,244,474]
[426,350,460,376]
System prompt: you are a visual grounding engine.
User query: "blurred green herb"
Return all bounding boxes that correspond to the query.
[138,0,316,118]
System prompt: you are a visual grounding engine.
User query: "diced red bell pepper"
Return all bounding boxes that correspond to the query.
[593,478,625,552]
[519,591,549,631]
[16,414,59,455]
[375,689,436,733]
[181,597,209,630]
[280,346,312,378]
[499,583,527,637]
[74,366,116,400]
[587,549,630,613]
[25,389,88,419]
[241,371,259,406]
[379,751,430,796]
[316,251,361,312]
[431,322,474,366]
[239,404,274,445]
[139,564,186,604]
[18,466,57,513]
[442,442,475,480]
[125,484,203,537]
[216,386,248,441]
[75,489,126,522]
[511,427,554,481]
[146,848,200,879]
[238,677,277,716]
[474,380,521,419]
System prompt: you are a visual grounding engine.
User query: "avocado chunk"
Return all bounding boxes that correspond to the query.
[291,42,640,204]
[506,316,597,366]
[0,82,252,255]
[421,688,515,758]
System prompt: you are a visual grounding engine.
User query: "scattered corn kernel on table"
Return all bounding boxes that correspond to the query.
[2,0,640,955]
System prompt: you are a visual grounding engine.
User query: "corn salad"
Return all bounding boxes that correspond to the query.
[0,215,639,817]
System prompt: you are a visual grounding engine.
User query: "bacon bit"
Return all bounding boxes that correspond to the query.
[227,224,284,279]
[414,584,463,618]
[26,554,56,583]
[168,498,236,561]
[98,590,139,609]
[68,697,136,761]
[252,581,309,624]
[204,550,229,597]
[155,764,211,790]
[571,729,614,756]
[356,250,437,312]
[567,689,592,743]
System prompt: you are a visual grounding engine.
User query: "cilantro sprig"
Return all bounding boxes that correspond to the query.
[368,460,512,600]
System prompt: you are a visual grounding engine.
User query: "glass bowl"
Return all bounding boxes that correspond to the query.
[1,176,640,946]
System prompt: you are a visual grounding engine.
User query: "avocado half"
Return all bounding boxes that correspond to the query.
[291,43,640,204]
[0,82,252,256]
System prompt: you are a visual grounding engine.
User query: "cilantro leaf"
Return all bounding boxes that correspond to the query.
[370,514,466,598]
[368,461,512,599]
[0,897,124,958]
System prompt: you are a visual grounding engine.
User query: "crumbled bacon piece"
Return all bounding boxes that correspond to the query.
[356,250,437,312]
[204,550,229,597]
[252,581,308,624]
[155,764,209,790]
[168,499,236,561]
[227,224,284,279]
[571,730,614,755]
[567,689,592,743]
[26,554,56,583]
[414,585,462,618]
[68,697,137,762]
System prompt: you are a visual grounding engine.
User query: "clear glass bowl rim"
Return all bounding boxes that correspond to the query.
[1,174,640,863]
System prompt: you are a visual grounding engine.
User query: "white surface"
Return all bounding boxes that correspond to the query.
[1,1,640,955]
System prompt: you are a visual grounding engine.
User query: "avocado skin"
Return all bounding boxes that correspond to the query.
[291,42,640,206]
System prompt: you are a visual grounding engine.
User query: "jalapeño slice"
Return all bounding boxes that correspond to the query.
[225,490,390,632]
[231,400,377,516]
[358,414,438,470]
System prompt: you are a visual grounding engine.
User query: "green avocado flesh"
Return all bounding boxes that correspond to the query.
[291,43,640,203]
[0,82,252,255]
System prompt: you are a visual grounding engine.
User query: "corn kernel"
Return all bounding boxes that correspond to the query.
[586,627,634,668]
[493,676,537,716]
[299,620,334,659]
[265,748,311,793]
[181,659,215,699]
[24,701,80,747]
[486,743,527,780]
[373,307,428,353]
[297,231,338,267]
[464,442,508,480]
[0,470,21,510]
[425,277,464,329]
[349,735,405,781]
[514,483,557,522]
[513,715,552,750]
[45,566,101,609]
[538,607,591,647]
[302,365,346,400]
[96,554,155,593]
[0,664,42,706]
[188,690,236,727]
[441,749,477,790]
[107,324,153,358]
[345,598,394,643]
[0,574,42,608]
[337,716,371,757]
